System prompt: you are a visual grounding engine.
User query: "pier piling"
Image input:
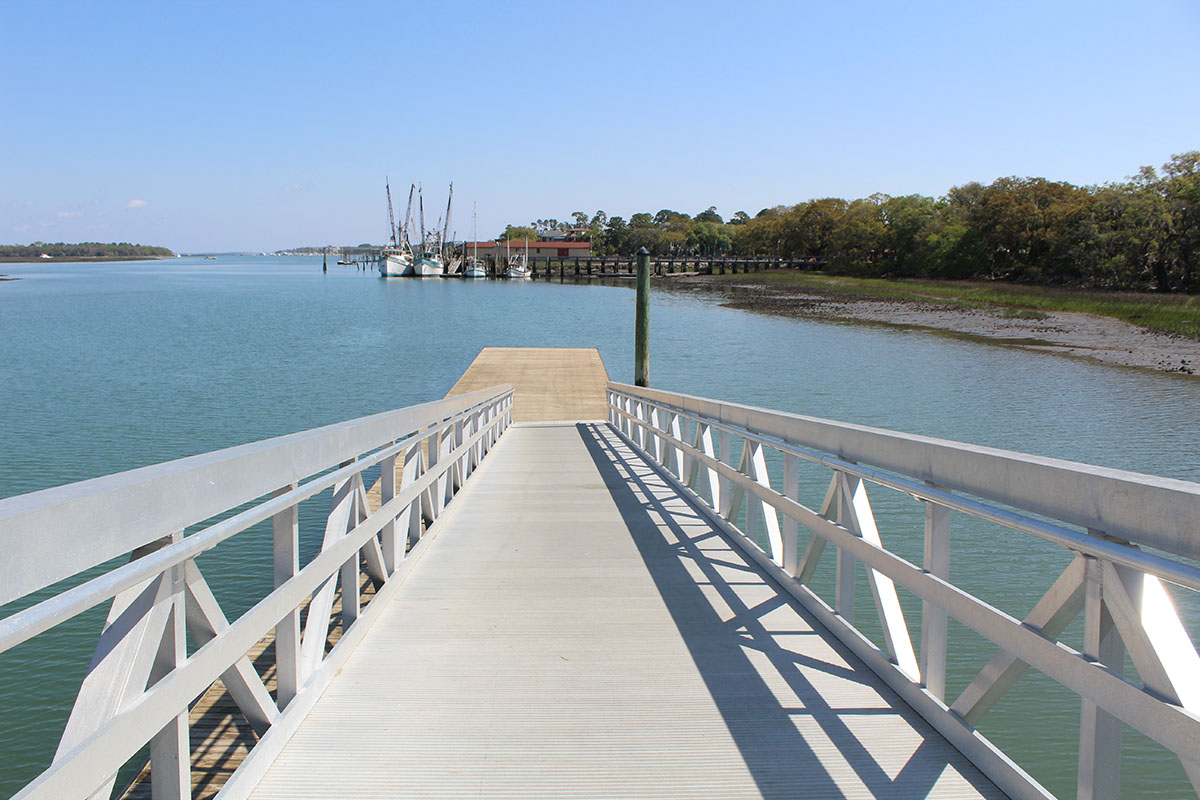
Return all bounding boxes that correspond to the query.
[635,247,650,387]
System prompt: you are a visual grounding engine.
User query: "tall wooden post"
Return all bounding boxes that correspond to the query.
[635,246,650,387]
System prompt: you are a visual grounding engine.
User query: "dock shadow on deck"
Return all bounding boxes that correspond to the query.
[580,422,1005,799]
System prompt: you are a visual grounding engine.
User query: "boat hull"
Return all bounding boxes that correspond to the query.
[464,258,486,278]
[413,256,444,277]
[379,253,414,277]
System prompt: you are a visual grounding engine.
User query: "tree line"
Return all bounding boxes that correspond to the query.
[0,242,175,259]
[502,151,1199,292]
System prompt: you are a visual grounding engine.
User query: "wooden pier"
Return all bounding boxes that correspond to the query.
[483,254,825,279]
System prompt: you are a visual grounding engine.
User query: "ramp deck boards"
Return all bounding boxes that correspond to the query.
[250,423,1004,799]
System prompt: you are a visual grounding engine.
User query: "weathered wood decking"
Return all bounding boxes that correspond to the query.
[251,422,1003,798]
[446,346,609,422]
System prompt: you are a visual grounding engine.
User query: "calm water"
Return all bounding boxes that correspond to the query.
[2,256,1198,798]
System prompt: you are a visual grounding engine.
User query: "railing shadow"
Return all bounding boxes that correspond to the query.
[577,422,1005,800]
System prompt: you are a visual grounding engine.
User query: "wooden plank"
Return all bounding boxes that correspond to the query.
[445,347,609,422]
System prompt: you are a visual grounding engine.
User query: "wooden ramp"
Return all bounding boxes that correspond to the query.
[250,423,1004,799]
[446,347,609,422]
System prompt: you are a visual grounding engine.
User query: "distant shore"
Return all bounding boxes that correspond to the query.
[667,274,1199,376]
[0,255,175,263]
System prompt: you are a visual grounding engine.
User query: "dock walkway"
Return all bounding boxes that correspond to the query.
[12,346,1198,799]
[251,419,1002,798]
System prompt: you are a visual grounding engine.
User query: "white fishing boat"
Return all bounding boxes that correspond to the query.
[505,239,531,279]
[464,203,486,278]
[413,250,444,276]
[379,250,414,277]
[411,183,453,277]
[464,258,486,278]
[378,180,415,277]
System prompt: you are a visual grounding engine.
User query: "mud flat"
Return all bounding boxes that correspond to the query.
[670,277,1198,376]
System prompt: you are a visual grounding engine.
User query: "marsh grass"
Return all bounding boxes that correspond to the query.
[703,271,1200,339]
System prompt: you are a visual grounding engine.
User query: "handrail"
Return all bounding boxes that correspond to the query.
[1,386,514,800]
[607,382,1200,800]
[0,386,512,606]
[609,382,1200,563]
[1,409,454,652]
[611,385,1200,592]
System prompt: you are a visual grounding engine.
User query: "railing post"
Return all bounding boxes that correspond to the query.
[273,487,301,706]
[149,530,189,800]
[718,429,731,514]
[646,405,661,461]
[631,402,643,449]
[698,423,721,511]
[340,474,362,629]
[920,497,950,701]
[452,418,465,492]
[380,457,399,574]
[835,472,856,624]
[1078,557,1124,800]
[782,453,799,575]
[667,412,684,478]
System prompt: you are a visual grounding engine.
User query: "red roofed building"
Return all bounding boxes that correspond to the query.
[460,240,592,260]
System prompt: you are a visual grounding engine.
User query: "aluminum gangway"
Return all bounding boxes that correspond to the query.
[1,348,1198,800]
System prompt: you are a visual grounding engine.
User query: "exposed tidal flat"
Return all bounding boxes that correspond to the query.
[669,272,1200,375]
[1,256,1199,798]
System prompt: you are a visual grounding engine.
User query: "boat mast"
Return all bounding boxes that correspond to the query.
[441,183,453,259]
[385,178,397,247]
[402,184,415,252]
[473,202,478,262]
[418,184,426,252]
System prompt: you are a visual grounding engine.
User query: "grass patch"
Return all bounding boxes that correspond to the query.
[702,271,1200,339]
[1000,308,1049,320]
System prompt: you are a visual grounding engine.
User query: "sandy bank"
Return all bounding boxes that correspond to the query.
[669,276,1198,376]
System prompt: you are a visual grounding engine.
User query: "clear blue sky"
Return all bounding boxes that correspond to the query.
[2,0,1197,252]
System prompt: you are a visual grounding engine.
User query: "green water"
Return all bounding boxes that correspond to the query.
[2,256,1197,798]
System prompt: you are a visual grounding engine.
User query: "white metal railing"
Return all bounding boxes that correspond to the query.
[0,385,513,800]
[607,382,1200,800]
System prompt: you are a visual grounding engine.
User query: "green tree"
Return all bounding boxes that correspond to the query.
[654,209,691,228]
[1160,151,1200,291]
[687,221,732,255]
[828,196,887,274]
[502,225,539,243]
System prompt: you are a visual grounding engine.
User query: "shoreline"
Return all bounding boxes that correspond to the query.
[0,255,175,263]
[666,275,1198,376]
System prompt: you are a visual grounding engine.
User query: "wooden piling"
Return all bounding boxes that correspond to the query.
[635,247,650,388]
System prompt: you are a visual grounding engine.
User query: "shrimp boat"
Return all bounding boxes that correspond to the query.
[505,239,532,279]
[378,180,415,277]
[464,203,486,278]
[412,183,453,277]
